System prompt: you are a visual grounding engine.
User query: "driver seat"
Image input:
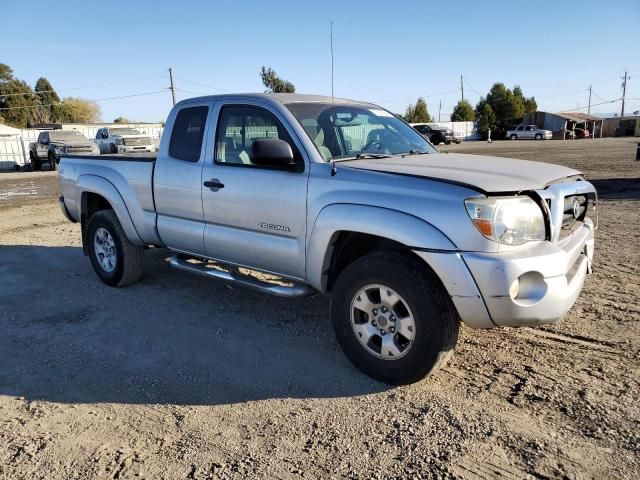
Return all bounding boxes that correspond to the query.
[303,123,332,161]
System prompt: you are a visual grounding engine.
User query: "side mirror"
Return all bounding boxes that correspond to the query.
[250,138,294,168]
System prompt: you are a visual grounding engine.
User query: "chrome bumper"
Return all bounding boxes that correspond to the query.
[117,145,155,154]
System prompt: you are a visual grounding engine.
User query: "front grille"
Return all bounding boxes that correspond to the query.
[123,137,152,146]
[66,146,93,153]
[558,193,596,240]
[538,181,597,243]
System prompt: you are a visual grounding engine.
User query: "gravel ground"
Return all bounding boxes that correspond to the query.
[0,137,638,479]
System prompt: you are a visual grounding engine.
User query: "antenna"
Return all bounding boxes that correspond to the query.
[330,21,334,102]
[330,20,337,176]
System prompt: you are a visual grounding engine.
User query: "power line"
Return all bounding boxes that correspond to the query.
[0,74,166,97]
[0,90,168,111]
[174,77,230,93]
[375,88,460,104]
[461,77,482,97]
[555,98,621,113]
[536,87,589,98]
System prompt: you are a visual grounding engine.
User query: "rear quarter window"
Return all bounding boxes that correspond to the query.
[169,106,209,162]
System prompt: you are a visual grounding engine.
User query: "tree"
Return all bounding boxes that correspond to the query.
[403,97,432,123]
[0,63,38,128]
[478,82,537,138]
[52,97,101,123]
[450,99,475,122]
[260,66,295,93]
[33,77,60,124]
[114,117,133,123]
[475,97,496,139]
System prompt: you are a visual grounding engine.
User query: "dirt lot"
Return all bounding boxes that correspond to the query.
[0,138,638,479]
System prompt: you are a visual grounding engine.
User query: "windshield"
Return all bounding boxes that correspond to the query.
[49,130,87,141]
[110,128,141,136]
[285,102,437,161]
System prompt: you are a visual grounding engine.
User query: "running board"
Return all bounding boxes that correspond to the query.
[169,254,316,298]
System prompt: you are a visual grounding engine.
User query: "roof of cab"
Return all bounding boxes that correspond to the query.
[175,93,376,108]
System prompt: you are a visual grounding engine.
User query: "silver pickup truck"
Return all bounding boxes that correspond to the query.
[58,93,597,384]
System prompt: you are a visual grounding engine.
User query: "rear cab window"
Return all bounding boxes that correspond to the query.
[169,106,209,162]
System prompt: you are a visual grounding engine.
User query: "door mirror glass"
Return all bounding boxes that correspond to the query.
[250,139,294,168]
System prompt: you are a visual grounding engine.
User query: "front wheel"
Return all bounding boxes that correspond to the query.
[535,133,542,140]
[86,210,144,287]
[510,134,518,140]
[330,251,459,385]
[48,152,57,171]
[30,151,41,171]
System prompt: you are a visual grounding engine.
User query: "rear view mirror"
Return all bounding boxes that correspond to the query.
[250,139,294,168]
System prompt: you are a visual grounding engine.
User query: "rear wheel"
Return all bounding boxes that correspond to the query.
[86,210,143,287]
[510,134,518,140]
[330,251,459,385]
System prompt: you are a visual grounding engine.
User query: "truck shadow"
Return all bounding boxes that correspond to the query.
[0,245,390,406]
[590,177,640,200]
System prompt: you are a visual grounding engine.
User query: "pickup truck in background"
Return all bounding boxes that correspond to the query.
[29,129,99,170]
[95,127,157,154]
[58,93,597,384]
[411,123,460,145]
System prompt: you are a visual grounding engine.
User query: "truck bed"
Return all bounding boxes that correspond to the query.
[58,154,160,245]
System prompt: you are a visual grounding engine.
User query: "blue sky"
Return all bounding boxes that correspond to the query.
[2,0,639,122]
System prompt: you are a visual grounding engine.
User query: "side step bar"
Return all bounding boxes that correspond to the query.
[169,254,316,298]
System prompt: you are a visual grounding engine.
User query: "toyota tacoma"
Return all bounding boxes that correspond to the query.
[57,94,597,384]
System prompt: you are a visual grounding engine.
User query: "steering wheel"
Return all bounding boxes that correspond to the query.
[361,140,382,152]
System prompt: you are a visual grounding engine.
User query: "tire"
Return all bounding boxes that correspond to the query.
[535,133,542,140]
[330,251,459,385]
[110,143,117,154]
[30,152,41,171]
[48,152,57,171]
[86,210,143,287]
[510,134,518,140]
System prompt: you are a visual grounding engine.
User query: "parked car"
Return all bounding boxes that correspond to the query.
[58,93,597,385]
[29,129,99,170]
[95,127,156,154]
[506,125,552,140]
[573,127,590,139]
[411,123,460,144]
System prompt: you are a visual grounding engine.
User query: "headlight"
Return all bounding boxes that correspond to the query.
[115,138,123,145]
[465,196,546,245]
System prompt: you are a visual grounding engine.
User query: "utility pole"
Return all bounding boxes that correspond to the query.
[460,75,464,101]
[168,67,176,106]
[438,100,442,122]
[621,70,629,117]
[587,85,592,116]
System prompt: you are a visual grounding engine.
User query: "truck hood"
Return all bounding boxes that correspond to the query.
[51,140,95,147]
[340,153,582,193]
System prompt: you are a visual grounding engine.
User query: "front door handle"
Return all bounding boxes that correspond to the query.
[203,179,224,189]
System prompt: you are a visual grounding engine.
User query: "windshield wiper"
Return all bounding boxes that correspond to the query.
[400,150,429,157]
[354,153,391,159]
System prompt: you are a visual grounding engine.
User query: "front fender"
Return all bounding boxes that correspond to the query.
[306,203,456,291]
[76,174,143,246]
